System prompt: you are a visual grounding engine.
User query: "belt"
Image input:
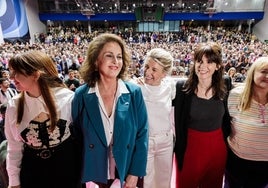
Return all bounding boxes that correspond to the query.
[23,145,55,159]
[37,149,53,159]
[23,137,71,159]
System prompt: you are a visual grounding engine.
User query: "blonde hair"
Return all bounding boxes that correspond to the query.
[239,56,268,111]
[144,48,174,74]
[227,67,236,77]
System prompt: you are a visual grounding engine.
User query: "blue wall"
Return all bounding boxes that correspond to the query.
[39,12,264,22]
[164,12,264,21]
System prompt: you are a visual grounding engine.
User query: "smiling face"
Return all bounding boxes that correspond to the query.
[253,64,268,90]
[195,55,218,82]
[144,58,166,86]
[97,42,123,80]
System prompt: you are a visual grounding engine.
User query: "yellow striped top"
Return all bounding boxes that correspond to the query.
[227,86,268,161]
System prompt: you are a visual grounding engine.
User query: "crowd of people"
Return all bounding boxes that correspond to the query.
[1,26,268,82]
[0,25,267,188]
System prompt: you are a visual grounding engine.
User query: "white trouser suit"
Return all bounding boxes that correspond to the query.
[140,81,175,188]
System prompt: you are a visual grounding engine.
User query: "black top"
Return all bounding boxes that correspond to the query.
[188,94,225,131]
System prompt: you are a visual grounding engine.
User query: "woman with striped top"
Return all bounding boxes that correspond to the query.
[224,56,268,188]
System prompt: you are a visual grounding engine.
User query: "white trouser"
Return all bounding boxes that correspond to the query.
[144,130,174,188]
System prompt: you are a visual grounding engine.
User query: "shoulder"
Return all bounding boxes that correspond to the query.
[161,77,177,98]
[230,85,244,95]
[54,87,74,102]
[228,85,244,101]
[121,81,144,101]
[124,80,142,92]
[163,77,176,86]
[54,87,73,95]
[173,78,190,104]
[74,84,90,96]
[175,78,187,91]
[6,96,19,120]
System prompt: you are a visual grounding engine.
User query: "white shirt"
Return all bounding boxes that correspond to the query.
[5,87,73,186]
[88,79,129,179]
[140,78,176,135]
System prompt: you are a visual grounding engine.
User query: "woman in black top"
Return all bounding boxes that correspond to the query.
[173,42,231,188]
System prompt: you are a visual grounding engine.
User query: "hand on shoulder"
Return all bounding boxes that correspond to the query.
[130,77,144,86]
[135,77,145,85]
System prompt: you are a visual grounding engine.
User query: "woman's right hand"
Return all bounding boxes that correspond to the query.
[136,77,145,85]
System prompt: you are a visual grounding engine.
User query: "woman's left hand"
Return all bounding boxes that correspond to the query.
[124,175,138,188]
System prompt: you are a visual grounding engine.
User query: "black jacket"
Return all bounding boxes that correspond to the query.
[172,77,232,170]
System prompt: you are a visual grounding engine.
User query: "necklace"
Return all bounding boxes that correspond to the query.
[258,103,266,124]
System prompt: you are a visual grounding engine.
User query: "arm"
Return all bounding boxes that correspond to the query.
[126,86,148,181]
[5,104,23,187]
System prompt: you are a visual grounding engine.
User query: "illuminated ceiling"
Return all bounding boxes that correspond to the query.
[38,0,210,14]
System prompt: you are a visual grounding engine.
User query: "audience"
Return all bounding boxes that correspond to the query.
[0,78,18,105]
[64,69,81,91]
[1,26,267,85]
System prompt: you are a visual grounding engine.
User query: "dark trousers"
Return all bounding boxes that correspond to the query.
[224,149,268,188]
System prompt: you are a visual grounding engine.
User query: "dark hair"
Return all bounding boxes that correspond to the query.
[185,42,226,99]
[1,70,9,76]
[0,78,8,85]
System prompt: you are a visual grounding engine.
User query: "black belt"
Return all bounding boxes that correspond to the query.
[23,137,71,159]
[37,148,53,159]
